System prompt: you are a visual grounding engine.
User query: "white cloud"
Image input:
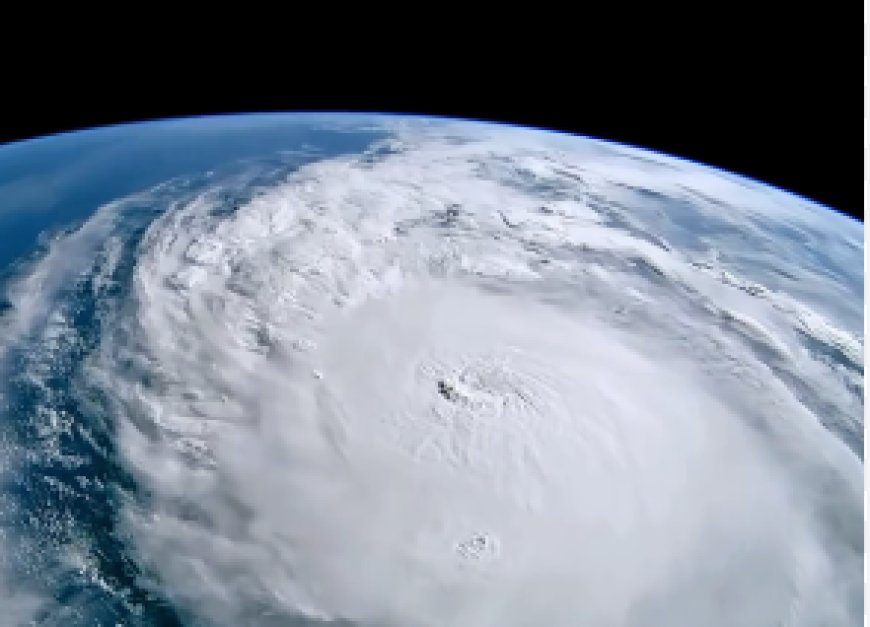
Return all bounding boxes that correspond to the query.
[88,124,863,625]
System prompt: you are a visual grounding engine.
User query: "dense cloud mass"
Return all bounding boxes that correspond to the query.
[0,117,863,626]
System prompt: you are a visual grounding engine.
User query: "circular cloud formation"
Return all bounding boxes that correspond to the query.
[0,117,862,626]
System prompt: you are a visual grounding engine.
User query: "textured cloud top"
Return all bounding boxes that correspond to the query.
[0,116,862,626]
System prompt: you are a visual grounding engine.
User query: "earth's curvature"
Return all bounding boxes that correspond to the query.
[0,113,862,626]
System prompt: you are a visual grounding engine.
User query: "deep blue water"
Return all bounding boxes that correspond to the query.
[0,114,387,271]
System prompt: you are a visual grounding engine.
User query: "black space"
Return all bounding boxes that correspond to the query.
[0,19,857,220]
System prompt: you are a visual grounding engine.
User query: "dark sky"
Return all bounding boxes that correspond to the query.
[0,17,856,220]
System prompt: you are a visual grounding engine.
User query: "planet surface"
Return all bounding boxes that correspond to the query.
[0,113,862,626]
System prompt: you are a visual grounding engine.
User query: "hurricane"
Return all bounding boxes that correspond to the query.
[0,114,862,626]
